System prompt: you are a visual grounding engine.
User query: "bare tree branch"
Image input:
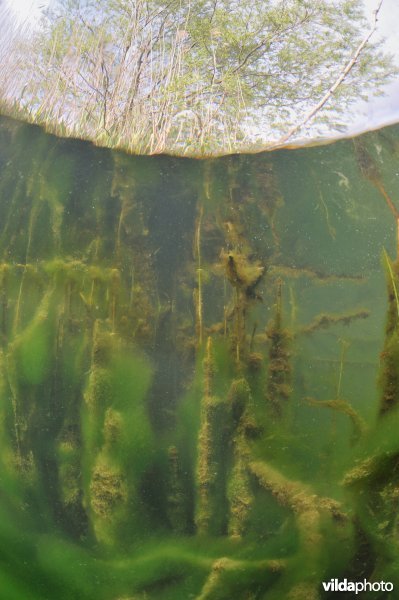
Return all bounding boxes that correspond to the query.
[273,0,385,147]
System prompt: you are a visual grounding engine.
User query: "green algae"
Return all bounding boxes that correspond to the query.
[1,115,399,598]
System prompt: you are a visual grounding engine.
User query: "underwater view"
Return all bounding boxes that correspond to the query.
[1,113,399,599]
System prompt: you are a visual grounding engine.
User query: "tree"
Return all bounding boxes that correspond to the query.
[0,0,395,154]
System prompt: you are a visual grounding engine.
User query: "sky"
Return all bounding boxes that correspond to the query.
[2,0,399,141]
[3,0,48,24]
[354,0,399,132]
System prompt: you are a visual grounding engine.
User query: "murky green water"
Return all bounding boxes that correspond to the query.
[1,115,399,599]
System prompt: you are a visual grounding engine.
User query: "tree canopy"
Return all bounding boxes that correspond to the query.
[0,0,395,154]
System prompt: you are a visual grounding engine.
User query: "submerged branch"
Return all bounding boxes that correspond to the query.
[305,397,367,441]
[299,309,370,335]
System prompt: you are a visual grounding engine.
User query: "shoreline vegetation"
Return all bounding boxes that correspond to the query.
[0,0,396,157]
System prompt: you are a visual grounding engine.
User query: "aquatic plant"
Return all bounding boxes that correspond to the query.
[1,115,399,599]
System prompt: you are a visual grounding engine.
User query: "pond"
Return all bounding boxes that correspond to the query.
[0,114,399,599]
